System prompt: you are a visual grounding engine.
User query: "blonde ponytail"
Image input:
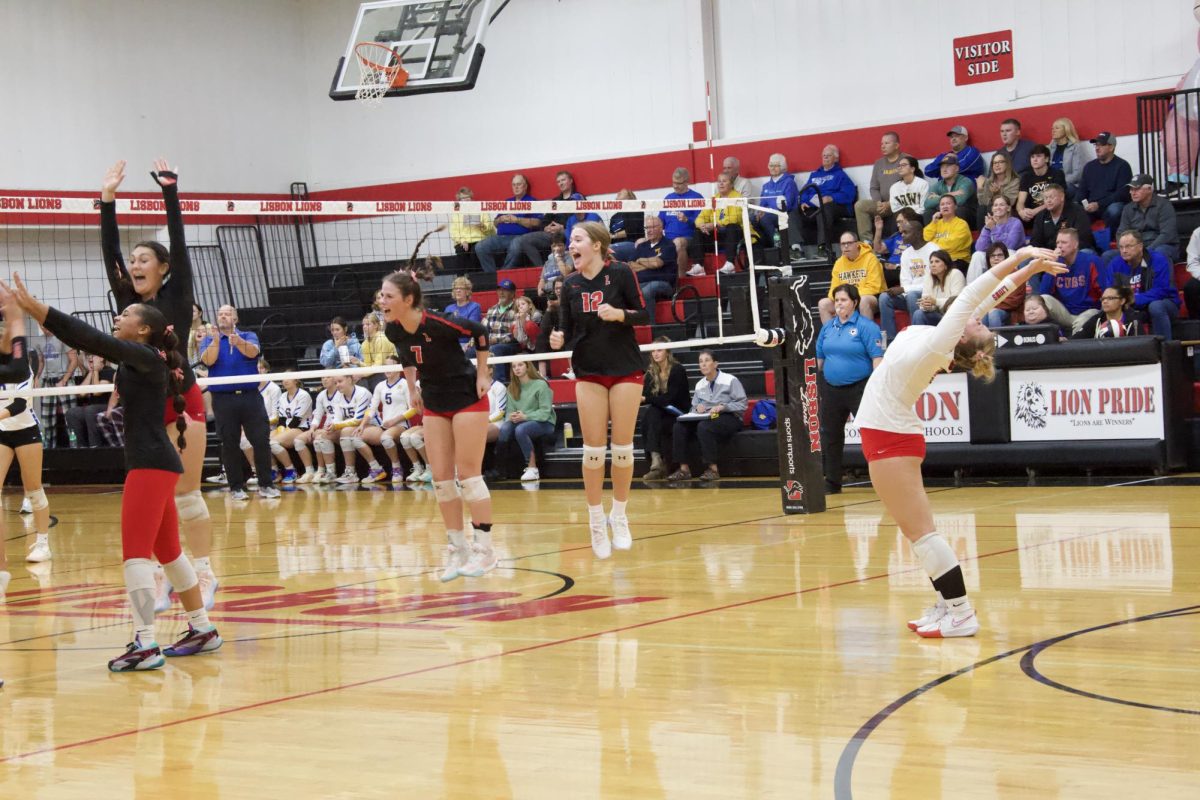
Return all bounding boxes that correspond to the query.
[952,337,996,383]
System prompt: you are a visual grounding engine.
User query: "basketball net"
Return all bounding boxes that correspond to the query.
[354,43,409,105]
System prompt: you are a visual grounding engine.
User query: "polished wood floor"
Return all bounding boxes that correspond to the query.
[1,478,1198,798]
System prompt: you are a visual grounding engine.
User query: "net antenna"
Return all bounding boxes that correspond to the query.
[354,42,410,105]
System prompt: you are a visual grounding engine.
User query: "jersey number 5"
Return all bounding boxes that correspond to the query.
[409,345,423,364]
[581,291,604,313]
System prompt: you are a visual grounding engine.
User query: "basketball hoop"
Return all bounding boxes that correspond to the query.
[354,42,409,105]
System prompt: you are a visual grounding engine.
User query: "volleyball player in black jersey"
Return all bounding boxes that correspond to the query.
[4,274,222,672]
[100,160,216,610]
[0,293,35,621]
[549,220,649,559]
[379,269,497,582]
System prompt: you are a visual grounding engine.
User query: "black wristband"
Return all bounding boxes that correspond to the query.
[150,170,179,183]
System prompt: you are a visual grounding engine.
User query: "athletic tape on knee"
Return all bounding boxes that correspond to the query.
[610,443,635,469]
[25,488,48,511]
[339,436,358,452]
[270,440,286,456]
[161,553,199,594]
[175,489,209,523]
[582,444,607,470]
[433,479,460,503]
[911,532,958,581]
[459,474,490,504]
[380,434,395,450]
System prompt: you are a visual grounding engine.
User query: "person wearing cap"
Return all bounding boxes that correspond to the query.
[1017,145,1068,223]
[483,280,519,382]
[1078,133,1133,239]
[1108,229,1181,339]
[925,126,984,182]
[1109,173,1179,264]
[922,154,977,227]
[999,118,1035,176]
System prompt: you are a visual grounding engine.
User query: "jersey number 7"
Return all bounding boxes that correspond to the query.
[581,291,604,313]
[409,345,423,364]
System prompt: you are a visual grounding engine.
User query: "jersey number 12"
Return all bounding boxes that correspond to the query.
[581,291,605,313]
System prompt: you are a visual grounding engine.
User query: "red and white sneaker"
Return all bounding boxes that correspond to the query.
[916,609,979,638]
[907,599,946,632]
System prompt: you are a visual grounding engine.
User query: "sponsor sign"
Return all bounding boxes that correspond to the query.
[953,30,1014,86]
[845,372,971,444]
[1009,365,1163,441]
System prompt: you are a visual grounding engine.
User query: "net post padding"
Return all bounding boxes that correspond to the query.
[354,42,410,105]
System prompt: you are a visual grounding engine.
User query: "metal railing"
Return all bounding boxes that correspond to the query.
[1137,87,1200,197]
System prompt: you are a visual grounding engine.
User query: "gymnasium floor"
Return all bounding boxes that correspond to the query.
[1,478,1197,798]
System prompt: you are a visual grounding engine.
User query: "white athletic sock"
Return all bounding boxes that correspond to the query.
[124,559,157,644]
[369,460,381,471]
[610,499,628,519]
[947,596,972,614]
[187,606,214,631]
[304,467,316,475]
[588,504,605,522]
[35,532,48,545]
[193,556,211,573]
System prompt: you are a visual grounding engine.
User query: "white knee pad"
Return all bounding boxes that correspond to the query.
[610,443,635,469]
[912,533,958,581]
[433,479,460,503]
[175,489,210,523]
[161,553,199,594]
[293,438,308,454]
[25,488,48,511]
[408,430,424,450]
[339,435,359,452]
[582,444,607,471]
[270,439,286,456]
[239,435,250,450]
[315,438,336,455]
[380,434,395,450]
[459,474,490,504]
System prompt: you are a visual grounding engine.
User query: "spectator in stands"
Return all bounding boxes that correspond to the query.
[201,304,277,499]
[537,233,572,305]
[660,167,704,277]
[913,250,965,325]
[534,281,564,377]
[1035,228,1108,335]
[96,390,125,447]
[817,284,883,494]
[515,171,582,268]
[1030,183,1096,252]
[444,276,482,324]
[511,295,542,354]
[878,208,936,341]
[475,173,540,272]
[695,173,753,274]
[970,242,1026,325]
[820,232,884,323]
[666,350,747,483]
[64,353,115,447]
[629,215,678,311]
[319,317,362,370]
[753,153,799,252]
[608,188,644,262]
[1109,229,1182,339]
[1017,145,1067,223]
[797,145,857,254]
[722,156,754,200]
[1079,133,1133,239]
[484,279,519,382]
[926,125,984,182]
[449,186,494,272]
[188,302,205,366]
[359,313,396,369]
[640,337,689,481]
[855,131,909,242]
[923,195,973,269]
[923,155,977,226]
[1048,118,1092,199]
[1021,294,1065,340]
[495,359,555,482]
[976,152,1021,227]
[563,207,603,246]
[1072,285,1139,338]
[872,208,907,266]
[1111,174,1180,262]
[969,195,1026,280]
[998,118,1035,176]
[1183,226,1200,320]
[889,156,929,216]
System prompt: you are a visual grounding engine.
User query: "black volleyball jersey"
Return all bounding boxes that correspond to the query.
[559,261,649,376]
[386,312,489,412]
[43,308,182,474]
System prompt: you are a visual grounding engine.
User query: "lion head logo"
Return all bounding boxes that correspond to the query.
[1014,382,1048,429]
[785,480,804,501]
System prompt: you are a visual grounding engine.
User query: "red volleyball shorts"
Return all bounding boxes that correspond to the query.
[859,427,927,463]
[163,383,206,425]
[423,394,489,419]
[576,371,644,390]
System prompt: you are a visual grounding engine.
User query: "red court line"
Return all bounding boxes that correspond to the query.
[0,608,454,633]
[0,526,1118,765]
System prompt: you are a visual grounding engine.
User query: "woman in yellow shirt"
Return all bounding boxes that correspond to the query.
[359,313,396,368]
[819,231,884,323]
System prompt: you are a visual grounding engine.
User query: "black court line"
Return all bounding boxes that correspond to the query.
[834,604,1200,799]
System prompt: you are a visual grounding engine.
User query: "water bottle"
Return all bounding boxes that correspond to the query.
[563,422,573,443]
[772,230,781,249]
[68,428,78,449]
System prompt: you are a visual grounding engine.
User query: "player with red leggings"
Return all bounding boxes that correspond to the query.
[5,274,222,672]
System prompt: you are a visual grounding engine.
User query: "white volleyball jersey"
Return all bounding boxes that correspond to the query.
[312,388,337,429]
[371,378,411,426]
[276,388,313,430]
[487,381,507,421]
[259,382,281,421]
[0,373,38,432]
[332,385,372,424]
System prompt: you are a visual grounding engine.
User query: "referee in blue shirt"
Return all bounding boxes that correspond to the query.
[201,305,277,499]
[816,285,884,494]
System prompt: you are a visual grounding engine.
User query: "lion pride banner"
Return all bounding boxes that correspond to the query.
[1008,365,1164,441]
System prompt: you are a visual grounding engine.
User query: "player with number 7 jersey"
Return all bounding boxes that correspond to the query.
[386,312,490,415]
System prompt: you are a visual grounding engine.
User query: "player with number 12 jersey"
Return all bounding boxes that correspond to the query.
[558,258,649,379]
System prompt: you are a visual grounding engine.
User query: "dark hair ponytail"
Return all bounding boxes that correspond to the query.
[132,303,188,451]
[407,225,446,282]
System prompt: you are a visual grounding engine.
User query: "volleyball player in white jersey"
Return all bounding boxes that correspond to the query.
[297,377,337,484]
[0,318,52,564]
[854,245,1065,638]
[0,294,38,616]
[329,377,373,484]
[240,359,281,487]
[270,377,313,484]
[355,355,415,484]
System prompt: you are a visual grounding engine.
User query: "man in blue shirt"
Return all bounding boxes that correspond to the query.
[475,173,541,272]
[659,167,704,277]
[629,215,678,313]
[1108,230,1181,339]
[926,125,984,182]
[1036,228,1109,335]
[201,305,277,499]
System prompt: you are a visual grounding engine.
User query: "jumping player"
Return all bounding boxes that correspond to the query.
[853,245,1065,638]
[0,297,36,611]
[5,274,222,671]
[549,220,649,559]
[0,309,52,564]
[99,160,217,609]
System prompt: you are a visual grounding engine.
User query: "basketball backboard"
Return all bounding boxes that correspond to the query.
[329,0,493,101]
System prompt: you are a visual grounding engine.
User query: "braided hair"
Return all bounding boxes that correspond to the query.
[132,303,188,450]
[406,225,446,282]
